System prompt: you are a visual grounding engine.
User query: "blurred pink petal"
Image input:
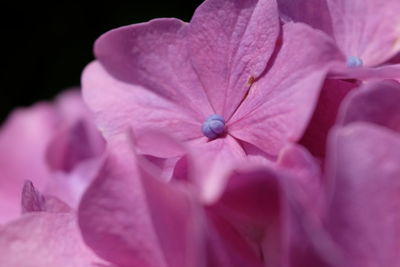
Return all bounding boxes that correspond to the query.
[338,80,400,133]
[0,90,104,223]
[324,123,400,266]
[0,212,105,267]
[300,79,357,158]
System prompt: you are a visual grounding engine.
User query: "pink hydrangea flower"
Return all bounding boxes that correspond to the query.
[277,0,400,79]
[82,0,342,194]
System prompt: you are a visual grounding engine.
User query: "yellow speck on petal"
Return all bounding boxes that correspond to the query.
[247,76,255,86]
[394,21,400,51]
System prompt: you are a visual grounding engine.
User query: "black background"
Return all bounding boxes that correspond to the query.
[1,1,203,123]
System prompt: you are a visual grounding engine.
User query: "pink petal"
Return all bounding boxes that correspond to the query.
[205,208,265,267]
[78,134,204,267]
[82,61,203,141]
[94,19,213,120]
[188,0,280,118]
[229,22,343,155]
[0,212,104,267]
[300,79,357,158]
[325,123,400,266]
[338,80,400,133]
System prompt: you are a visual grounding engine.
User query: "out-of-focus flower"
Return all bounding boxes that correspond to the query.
[82,0,342,196]
[0,90,109,266]
[0,90,105,223]
[277,0,400,80]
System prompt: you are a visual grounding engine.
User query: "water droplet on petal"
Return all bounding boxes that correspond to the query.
[346,56,363,68]
[201,114,225,139]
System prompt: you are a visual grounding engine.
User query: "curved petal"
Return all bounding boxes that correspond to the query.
[94,18,213,120]
[209,165,293,266]
[0,212,104,267]
[82,61,203,142]
[229,22,343,155]
[300,79,356,158]
[325,123,400,267]
[188,0,280,118]
[337,80,400,133]
[78,134,204,267]
[189,136,247,203]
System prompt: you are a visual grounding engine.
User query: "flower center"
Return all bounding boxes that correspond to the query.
[346,56,363,68]
[201,114,225,139]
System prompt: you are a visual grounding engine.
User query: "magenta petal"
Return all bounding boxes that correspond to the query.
[82,61,203,141]
[325,123,400,266]
[94,18,213,119]
[210,166,291,266]
[338,80,400,133]
[78,135,204,267]
[189,136,247,203]
[0,213,104,267]
[21,180,72,214]
[229,22,343,155]
[300,79,357,157]
[21,181,46,213]
[188,0,280,117]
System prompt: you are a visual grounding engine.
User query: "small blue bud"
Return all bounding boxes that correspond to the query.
[346,56,363,68]
[201,114,225,139]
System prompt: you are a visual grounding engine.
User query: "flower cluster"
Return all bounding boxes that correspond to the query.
[0,0,399,266]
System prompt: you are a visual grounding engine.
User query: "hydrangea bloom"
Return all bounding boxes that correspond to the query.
[83,0,342,195]
[1,0,400,266]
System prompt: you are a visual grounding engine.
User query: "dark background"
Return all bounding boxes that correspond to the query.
[1,1,203,123]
